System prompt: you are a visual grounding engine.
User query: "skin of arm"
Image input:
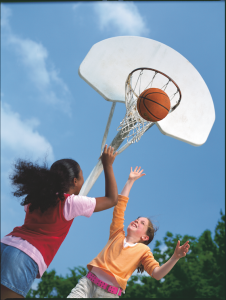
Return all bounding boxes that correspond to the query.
[152,240,190,280]
[94,145,118,212]
[121,167,146,197]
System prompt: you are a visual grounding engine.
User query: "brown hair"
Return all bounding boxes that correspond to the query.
[136,217,158,274]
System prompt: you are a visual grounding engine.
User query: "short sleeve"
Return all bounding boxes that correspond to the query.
[63,194,96,221]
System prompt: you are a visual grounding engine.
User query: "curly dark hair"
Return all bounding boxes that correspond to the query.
[136,216,158,274]
[10,158,81,213]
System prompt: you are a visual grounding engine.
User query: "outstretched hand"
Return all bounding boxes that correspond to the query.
[101,145,117,168]
[173,240,190,259]
[128,166,146,181]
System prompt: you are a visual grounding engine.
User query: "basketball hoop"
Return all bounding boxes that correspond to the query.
[117,68,182,143]
[78,36,215,196]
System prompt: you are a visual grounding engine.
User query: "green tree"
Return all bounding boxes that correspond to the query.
[26,211,225,298]
[26,266,87,298]
[121,210,225,299]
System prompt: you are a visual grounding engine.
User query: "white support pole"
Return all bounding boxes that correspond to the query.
[79,159,103,196]
[79,118,155,196]
[100,102,116,154]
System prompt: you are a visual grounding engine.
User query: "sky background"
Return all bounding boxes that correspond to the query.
[1,1,225,291]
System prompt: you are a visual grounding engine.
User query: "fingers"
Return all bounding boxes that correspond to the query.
[129,166,146,180]
[132,166,145,174]
[102,145,115,155]
[113,150,118,157]
[99,144,109,160]
[107,145,111,154]
[103,144,108,154]
[139,169,145,175]
[182,241,190,249]
[102,145,117,157]
[108,146,117,157]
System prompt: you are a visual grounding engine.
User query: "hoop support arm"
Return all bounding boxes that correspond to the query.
[100,102,116,154]
[79,121,155,196]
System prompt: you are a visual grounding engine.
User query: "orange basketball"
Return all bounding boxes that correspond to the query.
[137,88,171,122]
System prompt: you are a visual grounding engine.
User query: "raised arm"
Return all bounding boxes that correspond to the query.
[152,240,190,280]
[94,145,118,212]
[121,167,146,197]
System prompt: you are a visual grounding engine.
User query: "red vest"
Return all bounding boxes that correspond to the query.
[7,194,73,267]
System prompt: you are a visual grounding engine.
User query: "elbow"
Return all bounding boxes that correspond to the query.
[112,195,118,206]
[152,274,161,281]
[152,268,161,281]
[107,195,118,207]
[155,276,162,281]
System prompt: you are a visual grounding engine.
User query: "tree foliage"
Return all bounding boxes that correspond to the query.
[26,211,225,299]
[26,266,87,298]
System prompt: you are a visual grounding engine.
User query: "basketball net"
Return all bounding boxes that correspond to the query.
[117,68,182,143]
[80,68,182,196]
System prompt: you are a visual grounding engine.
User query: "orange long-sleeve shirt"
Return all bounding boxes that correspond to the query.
[87,195,159,290]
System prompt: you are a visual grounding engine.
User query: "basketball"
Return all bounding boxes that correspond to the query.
[137,88,171,122]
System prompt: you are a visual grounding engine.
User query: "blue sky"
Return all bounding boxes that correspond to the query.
[1,1,225,290]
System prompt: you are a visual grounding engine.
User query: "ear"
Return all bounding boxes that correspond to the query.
[141,235,149,242]
[73,178,78,186]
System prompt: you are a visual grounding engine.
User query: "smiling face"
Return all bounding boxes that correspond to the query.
[127,217,150,243]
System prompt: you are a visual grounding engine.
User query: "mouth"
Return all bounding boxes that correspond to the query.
[131,222,137,228]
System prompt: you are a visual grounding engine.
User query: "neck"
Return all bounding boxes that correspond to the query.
[66,187,79,195]
[125,235,139,244]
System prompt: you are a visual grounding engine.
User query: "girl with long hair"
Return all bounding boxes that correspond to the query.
[67,166,190,298]
[1,145,118,299]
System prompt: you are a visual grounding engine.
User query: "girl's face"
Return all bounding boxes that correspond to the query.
[76,169,84,193]
[70,168,84,195]
[127,217,149,243]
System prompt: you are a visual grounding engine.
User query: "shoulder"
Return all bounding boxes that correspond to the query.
[66,194,96,204]
[65,194,96,210]
[137,243,153,254]
[64,194,96,220]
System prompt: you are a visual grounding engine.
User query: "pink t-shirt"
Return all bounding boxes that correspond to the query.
[1,194,96,278]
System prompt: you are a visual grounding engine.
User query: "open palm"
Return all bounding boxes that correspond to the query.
[129,166,146,181]
[174,240,190,259]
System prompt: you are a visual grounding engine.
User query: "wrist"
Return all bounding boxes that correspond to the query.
[127,178,135,184]
[172,253,180,261]
[103,164,113,170]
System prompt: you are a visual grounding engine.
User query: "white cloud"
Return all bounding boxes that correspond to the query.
[1,4,72,115]
[1,102,54,162]
[94,2,149,36]
[10,36,51,89]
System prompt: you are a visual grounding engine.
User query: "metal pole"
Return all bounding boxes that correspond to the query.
[100,102,116,154]
[79,121,155,196]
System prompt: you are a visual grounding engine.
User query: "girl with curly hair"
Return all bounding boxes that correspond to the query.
[1,145,118,299]
[67,166,190,298]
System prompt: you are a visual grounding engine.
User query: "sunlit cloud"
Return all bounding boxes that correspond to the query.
[1,102,54,162]
[94,2,149,36]
[1,4,72,115]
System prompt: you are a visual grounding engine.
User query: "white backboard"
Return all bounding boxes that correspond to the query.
[79,36,215,146]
